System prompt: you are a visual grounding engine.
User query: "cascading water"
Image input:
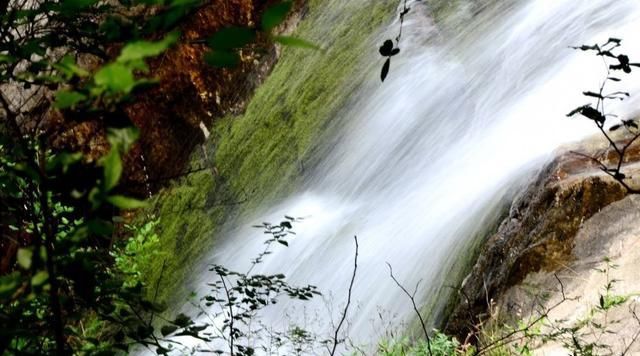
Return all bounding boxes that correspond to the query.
[177,0,640,353]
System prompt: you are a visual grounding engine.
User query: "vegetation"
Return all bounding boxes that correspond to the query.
[1,0,639,353]
[143,0,398,304]
[378,333,464,356]
[568,38,640,193]
[0,0,317,353]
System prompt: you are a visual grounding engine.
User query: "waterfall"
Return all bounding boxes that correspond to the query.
[179,0,640,353]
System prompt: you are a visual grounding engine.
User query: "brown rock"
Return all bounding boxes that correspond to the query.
[444,138,639,339]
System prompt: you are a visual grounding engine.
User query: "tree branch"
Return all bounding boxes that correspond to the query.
[386,262,432,356]
[329,236,358,356]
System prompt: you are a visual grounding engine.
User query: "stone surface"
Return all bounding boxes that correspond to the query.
[445,132,640,342]
[498,195,640,355]
[124,0,297,191]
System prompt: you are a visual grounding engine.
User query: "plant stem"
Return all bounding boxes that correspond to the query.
[38,142,67,355]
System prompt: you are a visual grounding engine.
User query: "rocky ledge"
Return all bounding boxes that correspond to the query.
[445,131,640,352]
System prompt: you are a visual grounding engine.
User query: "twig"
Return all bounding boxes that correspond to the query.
[554,273,566,300]
[329,236,359,356]
[477,274,570,354]
[395,0,409,44]
[569,40,640,194]
[219,274,235,355]
[446,284,477,334]
[37,139,67,355]
[148,259,167,327]
[386,262,432,356]
[621,305,640,355]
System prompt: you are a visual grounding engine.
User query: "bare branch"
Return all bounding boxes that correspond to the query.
[329,236,359,356]
[386,262,432,356]
[622,306,640,355]
[477,275,570,354]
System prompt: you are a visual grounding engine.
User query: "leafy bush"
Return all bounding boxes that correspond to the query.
[112,219,162,288]
[567,38,640,193]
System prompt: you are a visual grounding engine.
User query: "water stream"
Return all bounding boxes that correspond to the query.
[179,0,640,353]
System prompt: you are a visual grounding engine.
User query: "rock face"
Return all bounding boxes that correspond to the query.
[445,134,640,341]
[51,0,305,195]
[0,1,303,273]
[499,195,640,355]
[124,0,300,191]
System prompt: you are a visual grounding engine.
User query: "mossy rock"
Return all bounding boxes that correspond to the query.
[140,0,398,304]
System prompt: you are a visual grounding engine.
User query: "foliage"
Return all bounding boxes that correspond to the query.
[193,219,321,355]
[0,0,311,353]
[378,332,467,356]
[473,258,639,355]
[112,219,162,288]
[567,38,640,193]
[145,0,397,305]
[0,125,157,355]
[0,0,199,115]
[204,1,315,68]
[451,38,640,356]
[124,218,323,355]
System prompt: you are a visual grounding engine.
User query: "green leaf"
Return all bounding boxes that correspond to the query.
[173,313,192,328]
[204,51,240,67]
[272,35,320,50]
[103,149,122,191]
[0,54,15,64]
[18,39,46,58]
[207,27,256,50]
[94,63,136,94]
[0,273,20,299]
[46,152,82,173]
[87,219,114,237]
[161,325,178,336]
[106,195,147,209]
[31,271,49,287]
[107,127,140,152]
[17,248,32,269]
[381,57,390,82]
[54,55,89,78]
[54,90,87,109]
[13,163,40,183]
[117,32,180,63]
[262,1,292,32]
[69,225,90,242]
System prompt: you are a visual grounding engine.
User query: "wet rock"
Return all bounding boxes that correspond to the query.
[444,134,640,339]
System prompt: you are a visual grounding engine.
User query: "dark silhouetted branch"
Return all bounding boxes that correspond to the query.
[476,274,571,355]
[386,262,432,356]
[329,236,358,356]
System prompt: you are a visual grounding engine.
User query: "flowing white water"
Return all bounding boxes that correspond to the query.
[180,0,640,353]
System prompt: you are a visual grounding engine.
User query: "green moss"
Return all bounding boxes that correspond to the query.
[213,0,397,210]
[141,0,397,303]
[136,169,230,303]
